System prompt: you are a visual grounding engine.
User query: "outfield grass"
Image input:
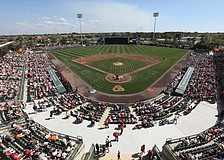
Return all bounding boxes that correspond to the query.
[51,45,188,94]
[90,57,148,73]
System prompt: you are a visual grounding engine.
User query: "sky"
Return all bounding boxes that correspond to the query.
[0,0,224,35]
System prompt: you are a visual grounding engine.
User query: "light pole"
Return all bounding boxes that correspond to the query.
[153,12,159,43]
[77,13,83,46]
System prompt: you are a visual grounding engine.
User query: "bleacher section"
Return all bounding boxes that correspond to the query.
[0,119,84,160]
[162,124,224,160]
[0,52,25,101]
[108,104,137,124]
[77,101,107,122]
[132,94,200,128]
[26,53,72,101]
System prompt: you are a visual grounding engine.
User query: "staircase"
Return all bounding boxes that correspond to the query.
[98,107,111,127]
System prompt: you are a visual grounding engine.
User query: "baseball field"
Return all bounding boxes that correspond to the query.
[51,45,188,94]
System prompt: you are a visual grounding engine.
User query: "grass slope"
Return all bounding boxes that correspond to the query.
[51,45,188,94]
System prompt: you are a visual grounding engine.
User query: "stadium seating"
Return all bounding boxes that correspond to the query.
[0,49,223,159]
[26,53,72,101]
[108,104,137,124]
[162,124,224,160]
[0,119,83,159]
[0,53,24,101]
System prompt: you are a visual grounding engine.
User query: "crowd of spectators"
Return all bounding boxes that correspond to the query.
[132,52,217,129]
[165,124,224,160]
[107,104,137,124]
[159,52,224,160]
[78,101,106,123]
[0,101,24,124]
[184,52,217,103]
[132,94,198,129]
[0,119,81,160]
[213,52,224,122]
[0,52,24,101]
[27,52,72,101]
[166,52,217,103]
[165,66,188,94]
[56,93,89,111]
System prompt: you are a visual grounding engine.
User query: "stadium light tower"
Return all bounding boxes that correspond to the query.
[153,12,159,43]
[77,13,83,46]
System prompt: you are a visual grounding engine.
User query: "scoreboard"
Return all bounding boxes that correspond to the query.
[105,38,129,44]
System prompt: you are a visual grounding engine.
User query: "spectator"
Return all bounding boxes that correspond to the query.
[113,131,119,142]
[120,123,124,135]
[117,150,121,160]
[140,144,145,157]
[104,118,109,128]
[95,143,100,155]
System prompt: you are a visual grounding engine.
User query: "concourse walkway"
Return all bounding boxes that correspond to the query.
[23,101,217,159]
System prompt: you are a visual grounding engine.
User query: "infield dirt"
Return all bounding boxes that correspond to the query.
[72,54,161,65]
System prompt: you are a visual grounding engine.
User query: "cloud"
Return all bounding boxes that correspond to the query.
[58,22,71,26]
[89,19,101,24]
[14,16,73,34]
[59,17,67,22]
[57,17,71,25]
[44,20,55,24]
[42,16,50,20]
[70,1,153,32]
[9,1,154,34]
[15,22,32,28]
[15,22,27,26]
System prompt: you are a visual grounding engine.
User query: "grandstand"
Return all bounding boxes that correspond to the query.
[0,43,223,160]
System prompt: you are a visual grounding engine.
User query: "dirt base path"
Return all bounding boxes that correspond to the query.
[47,50,192,104]
[73,54,161,65]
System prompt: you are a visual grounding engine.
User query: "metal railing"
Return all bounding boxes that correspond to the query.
[84,143,95,160]
[152,145,164,160]
[19,51,28,102]
[30,120,84,160]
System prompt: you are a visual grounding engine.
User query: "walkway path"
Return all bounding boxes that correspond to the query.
[23,101,217,159]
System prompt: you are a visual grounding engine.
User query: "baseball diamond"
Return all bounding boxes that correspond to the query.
[51,45,188,96]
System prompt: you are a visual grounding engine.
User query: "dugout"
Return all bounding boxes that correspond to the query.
[175,67,194,95]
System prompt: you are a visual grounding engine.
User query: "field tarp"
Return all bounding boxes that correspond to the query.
[175,67,194,95]
[47,67,66,93]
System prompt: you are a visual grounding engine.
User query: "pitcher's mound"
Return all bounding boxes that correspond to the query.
[105,74,132,83]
